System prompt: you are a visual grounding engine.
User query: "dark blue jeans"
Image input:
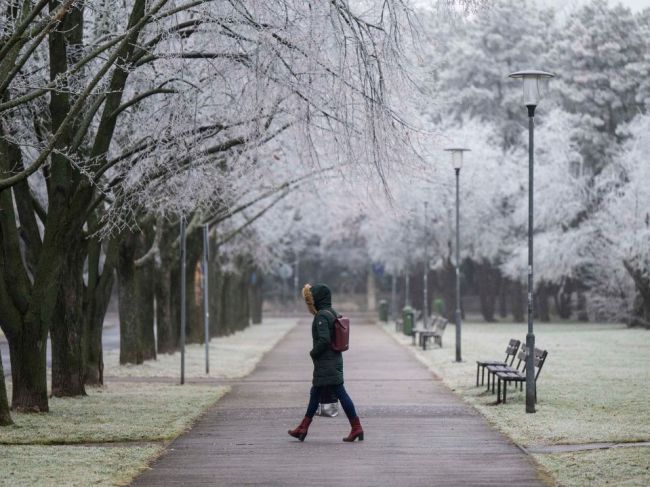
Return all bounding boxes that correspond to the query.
[305,384,357,419]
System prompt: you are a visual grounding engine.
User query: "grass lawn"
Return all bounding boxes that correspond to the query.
[103,317,297,378]
[383,321,650,487]
[0,383,229,445]
[0,445,161,487]
[0,317,299,486]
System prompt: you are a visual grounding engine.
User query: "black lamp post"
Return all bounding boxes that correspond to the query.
[423,201,429,325]
[508,69,554,413]
[444,148,469,363]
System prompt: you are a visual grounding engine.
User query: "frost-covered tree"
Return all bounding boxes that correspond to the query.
[0,0,430,413]
[429,0,555,148]
[583,114,650,327]
[551,0,648,174]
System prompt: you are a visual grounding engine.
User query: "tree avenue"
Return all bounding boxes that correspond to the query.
[1,0,648,423]
[0,0,423,413]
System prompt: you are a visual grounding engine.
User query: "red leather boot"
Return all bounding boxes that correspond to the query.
[342,416,364,442]
[288,417,312,441]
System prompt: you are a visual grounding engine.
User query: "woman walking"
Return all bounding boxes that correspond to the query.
[288,283,364,442]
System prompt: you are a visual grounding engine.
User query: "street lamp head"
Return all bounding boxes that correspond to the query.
[508,69,554,107]
[444,148,470,170]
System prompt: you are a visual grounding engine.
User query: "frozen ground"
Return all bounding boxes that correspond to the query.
[103,317,299,378]
[383,321,650,487]
[0,317,299,487]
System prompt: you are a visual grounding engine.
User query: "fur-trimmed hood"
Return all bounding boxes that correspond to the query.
[302,283,332,315]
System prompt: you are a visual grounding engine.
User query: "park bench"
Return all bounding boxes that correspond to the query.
[485,344,527,394]
[475,339,521,387]
[494,347,548,404]
[411,314,435,345]
[419,315,448,350]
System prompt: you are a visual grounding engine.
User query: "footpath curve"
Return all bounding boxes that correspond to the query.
[131,317,548,487]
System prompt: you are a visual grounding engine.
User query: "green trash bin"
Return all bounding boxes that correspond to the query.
[378,300,389,322]
[433,298,446,317]
[402,306,414,336]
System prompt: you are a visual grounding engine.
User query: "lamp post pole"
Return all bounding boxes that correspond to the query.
[423,201,429,325]
[445,148,469,363]
[525,104,536,412]
[454,166,461,362]
[509,69,554,413]
[202,224,210,376]
[180,217,187,385]
[405,214,412,308]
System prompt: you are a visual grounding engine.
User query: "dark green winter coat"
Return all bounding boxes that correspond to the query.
[308,284,344,387]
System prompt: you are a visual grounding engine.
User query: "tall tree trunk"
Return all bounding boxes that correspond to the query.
[555,279,573,320]
[238,260,251,329]
[138,223,156,361]
[185,230,204,344]
[576,291,589,321]
[220,270,241,335]
[83,238,117,386]
[536,282,551,322]
[0,349,12,425]
[117,230,145,364]
[8,325,48,411]
[83,285,112,386]
[208,245,223,337]
[155,264,174,353]
[51,239,86,397]
[218,272,229,335]
[366,265,377,312]
[439,258,456,322]
[48,0,87,399]
[498,278,508,318]
[139,257,156,360]
[623,260,650,329]
[250,269,264,324]
[476,261,499,322]
[511,279,525,323]
[155,222,179,354]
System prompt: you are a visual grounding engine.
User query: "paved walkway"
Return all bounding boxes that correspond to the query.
[132,318,547,486]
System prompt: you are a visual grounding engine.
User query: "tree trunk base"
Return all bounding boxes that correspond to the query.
[51,374,86,398]
[0,350,12,425]
[11,390,49,413]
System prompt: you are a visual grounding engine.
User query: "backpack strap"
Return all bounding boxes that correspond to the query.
[320,309,338,321]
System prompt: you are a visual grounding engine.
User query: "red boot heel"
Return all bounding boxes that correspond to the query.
[343,417,364,442]
[288,417,312,442]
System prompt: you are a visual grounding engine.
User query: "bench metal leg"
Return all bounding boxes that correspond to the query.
[492,373,496,394]
[481,367,485,386]
[476,364,480,387]
[503,381,507,404]
[497,378,501,403]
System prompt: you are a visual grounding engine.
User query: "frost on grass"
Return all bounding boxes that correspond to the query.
[0,318,298,486]
[383,321,650,487]
[0,383,229,445]
[533,447,650,487]
[382,321,650,447]
[103,318,298,378]
[0,444,162,487]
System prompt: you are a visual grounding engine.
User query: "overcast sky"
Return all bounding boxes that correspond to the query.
[543,0,650,11]
[414,0,650,12]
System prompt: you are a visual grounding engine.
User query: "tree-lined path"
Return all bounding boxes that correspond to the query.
[131,317,547,486]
